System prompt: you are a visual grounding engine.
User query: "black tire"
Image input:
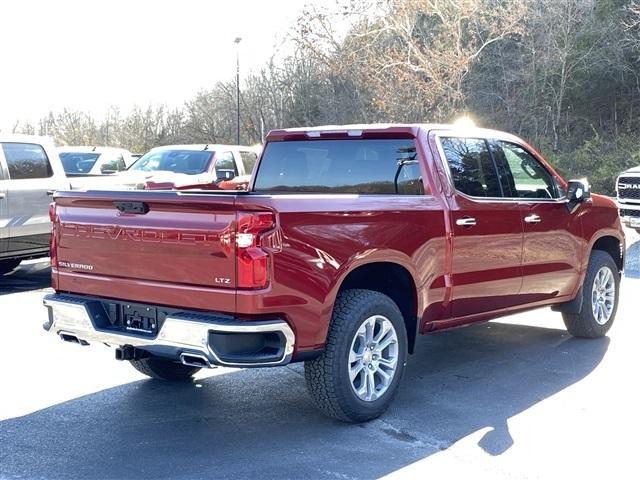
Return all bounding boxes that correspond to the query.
[129,356,200,381]
[0,259,22,276]
[304,289,408,423]
[563,250,620,338]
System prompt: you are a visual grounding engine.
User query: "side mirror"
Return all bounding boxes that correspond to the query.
[566,178,591,211]
[216,169,236,182]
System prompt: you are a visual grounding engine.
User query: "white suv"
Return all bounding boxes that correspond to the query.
[0,135,68,275]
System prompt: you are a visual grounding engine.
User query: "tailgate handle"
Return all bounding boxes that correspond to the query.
[114,201,149,214]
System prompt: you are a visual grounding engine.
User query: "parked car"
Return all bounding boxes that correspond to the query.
[43,124,624,422]
[0,135,68,275]
[58,146,141,191]
[58,146,135,175]
[617,165,640,233]
[129,144,258,190]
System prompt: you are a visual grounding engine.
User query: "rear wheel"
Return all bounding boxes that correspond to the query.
[129,356,200,381]
[0,259,21,276]
[563,250,619,338]
[304,289,408,423]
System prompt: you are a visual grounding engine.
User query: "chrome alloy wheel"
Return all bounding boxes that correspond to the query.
[591,266,615,326]
[348,315,399,402]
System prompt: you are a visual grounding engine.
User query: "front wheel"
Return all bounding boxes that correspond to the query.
[563,250,620,338]
[304,289,408,423]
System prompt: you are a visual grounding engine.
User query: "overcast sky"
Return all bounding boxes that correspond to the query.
[0,0,312,131]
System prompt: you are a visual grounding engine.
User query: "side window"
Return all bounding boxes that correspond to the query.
[1,143,53,180]
[114,154,126,171]
[239,151,258,175]
[215,151,238,179]
[440,137,501,197]
[101,154,126,173]
[496,142,559,199]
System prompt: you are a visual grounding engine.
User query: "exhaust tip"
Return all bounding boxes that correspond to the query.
[180,353,212,369]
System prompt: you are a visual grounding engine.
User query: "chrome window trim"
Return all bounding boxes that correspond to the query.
[432,132,568,205]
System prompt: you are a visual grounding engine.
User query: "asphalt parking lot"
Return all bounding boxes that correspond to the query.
[1,228,638,480]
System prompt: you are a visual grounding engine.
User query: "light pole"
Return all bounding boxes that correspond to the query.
[234,36,242,145]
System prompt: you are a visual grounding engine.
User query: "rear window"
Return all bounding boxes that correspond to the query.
[253,139,422,194]
[2,142,53,180]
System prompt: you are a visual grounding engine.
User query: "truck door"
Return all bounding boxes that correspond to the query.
[1,142,56,256]
[490,140,582,300]
[0,151,8,256]
[435,135,524,318]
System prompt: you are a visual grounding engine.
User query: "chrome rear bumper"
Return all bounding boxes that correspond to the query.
[43,294,295,368]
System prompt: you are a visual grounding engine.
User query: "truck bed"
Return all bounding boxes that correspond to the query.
[51,188,447,351]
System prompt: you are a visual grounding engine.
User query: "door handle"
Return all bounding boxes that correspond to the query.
[46,190,55,196]
[524,214,541,224]
[456,217,477,227]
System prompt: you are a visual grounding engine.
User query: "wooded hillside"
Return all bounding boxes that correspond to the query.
[13,0,640,195]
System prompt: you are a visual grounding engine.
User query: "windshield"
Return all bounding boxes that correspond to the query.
[59,152,101,174]
[129,149,213,174]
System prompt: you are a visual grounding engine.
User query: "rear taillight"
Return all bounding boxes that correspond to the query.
[236,211,275,289]
[48,202,57,267]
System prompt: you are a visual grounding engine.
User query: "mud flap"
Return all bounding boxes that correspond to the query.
[551,285,583,315]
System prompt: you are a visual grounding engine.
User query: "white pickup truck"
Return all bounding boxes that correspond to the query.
[113,144,259,190]
[0,135,68,274]
[617,166,640,233]
[63,144,259,192]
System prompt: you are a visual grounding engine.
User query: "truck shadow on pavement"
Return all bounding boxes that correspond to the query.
[0,321,609,480]
[0,260,51,295]
[624,236,640,278]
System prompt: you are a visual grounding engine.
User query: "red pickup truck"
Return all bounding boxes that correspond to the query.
[44,124,624,422]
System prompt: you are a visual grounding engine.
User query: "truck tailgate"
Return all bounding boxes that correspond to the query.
[53,191,237,291]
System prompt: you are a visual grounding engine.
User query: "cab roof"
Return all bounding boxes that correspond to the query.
[265,123,522,143]
[58,146,130,154]
[147,144,254,152]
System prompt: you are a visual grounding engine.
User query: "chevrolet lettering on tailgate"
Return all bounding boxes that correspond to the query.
[61,223,222,246]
